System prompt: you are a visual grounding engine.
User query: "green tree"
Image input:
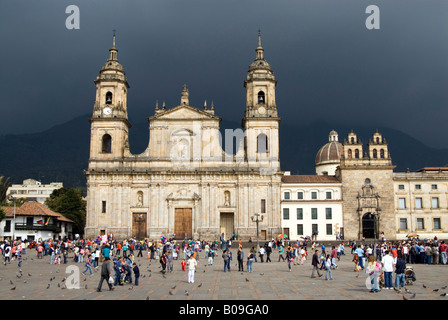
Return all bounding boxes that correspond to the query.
[45,188,86,236]
[0,207,6,222]
[0,176,11,205]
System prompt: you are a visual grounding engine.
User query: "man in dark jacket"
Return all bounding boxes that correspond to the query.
[311,250,323,278]
[97,257,114,292]
[266,245,272,263]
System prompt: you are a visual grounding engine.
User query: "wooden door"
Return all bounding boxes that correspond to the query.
[220,212,234,240]
[175,208,192,240]
[132,213,147,240]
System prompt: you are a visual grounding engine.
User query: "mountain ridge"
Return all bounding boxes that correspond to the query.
[1,114,447,190]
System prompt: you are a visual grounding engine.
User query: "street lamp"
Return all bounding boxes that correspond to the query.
[134,214,145,241]
[251,213,264,251]
[372,212,378,260]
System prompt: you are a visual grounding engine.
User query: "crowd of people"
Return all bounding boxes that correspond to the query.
[1,234,447,294]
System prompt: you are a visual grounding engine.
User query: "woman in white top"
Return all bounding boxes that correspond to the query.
[187,255,198,283]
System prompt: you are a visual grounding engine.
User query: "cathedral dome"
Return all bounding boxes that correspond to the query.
[315,130,343,175]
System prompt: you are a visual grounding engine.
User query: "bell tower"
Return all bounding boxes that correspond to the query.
[89,33,131,161]
[242,31,280,169]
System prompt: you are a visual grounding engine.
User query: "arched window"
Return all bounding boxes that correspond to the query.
[355,149,359,159]
[350,137,355,144]
[376,137,380,144]
[373,149,377,159]
[257,133,268,153]
[102,134,112,153]
[106,92,113,105]
[347,149,352,159]
[258,91,265,104]
[380,149,385,159]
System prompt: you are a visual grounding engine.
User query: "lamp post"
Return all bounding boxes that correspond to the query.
[251,213,264,251]
[134,214,145,241]
[372,212,378,260]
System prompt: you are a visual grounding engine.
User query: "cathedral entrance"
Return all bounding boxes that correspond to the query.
[132,213,147,240]
[362,212,377,239]
[220,212,234,240]
[175,208,193,240]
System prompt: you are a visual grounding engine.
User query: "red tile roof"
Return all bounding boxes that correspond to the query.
[281,175,340,184]
[416,167,448,172]
[1,201,74,223]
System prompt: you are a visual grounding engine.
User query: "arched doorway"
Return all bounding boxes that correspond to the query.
[362,212,376,239]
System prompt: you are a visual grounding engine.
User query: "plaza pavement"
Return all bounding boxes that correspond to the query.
[1,246,448,301]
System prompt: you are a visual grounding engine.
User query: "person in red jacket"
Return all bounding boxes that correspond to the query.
[330,246,338,269]
[440,241,447,265]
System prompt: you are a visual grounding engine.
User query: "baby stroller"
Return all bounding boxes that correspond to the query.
[405,266,416,285]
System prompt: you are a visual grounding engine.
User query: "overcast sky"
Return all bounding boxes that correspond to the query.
[1,0,448,148]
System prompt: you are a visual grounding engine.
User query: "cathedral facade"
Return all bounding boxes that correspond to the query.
[85,34,448,242]
[84,35,283,241]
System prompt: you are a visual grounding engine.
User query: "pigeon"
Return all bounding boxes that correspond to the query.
[128,286,133,290]
[185,290,189,296]
[440,293,447,297]
[46,284,50,289]
[198,283,202,288]
[169,290,174,295]
[434,289,439,292]
[163,275,167,279]
[24,280,28,284]
[260,273,264,276]
[442,286,447,290]
[146,296,150,300]
[423,284,427,288]
[246,278,249,282]
[28,273,32,277]
[393,287,402,293]
[85,285,88,289]
[171,285,176,289]
[10,280,14,285]
[405,288,411,294]
[58,283,61,287]
[10,286,16,290]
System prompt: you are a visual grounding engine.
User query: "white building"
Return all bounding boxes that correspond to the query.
[6,179,63,204]
[281,173,343,241]
[394,167,448,240]
[1,201,74,242]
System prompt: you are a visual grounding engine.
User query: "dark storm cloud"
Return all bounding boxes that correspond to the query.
[0,0,447,148]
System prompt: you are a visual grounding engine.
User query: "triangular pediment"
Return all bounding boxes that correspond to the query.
[148,105,220,121]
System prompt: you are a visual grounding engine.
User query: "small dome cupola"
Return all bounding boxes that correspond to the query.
[315,130,343,176]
